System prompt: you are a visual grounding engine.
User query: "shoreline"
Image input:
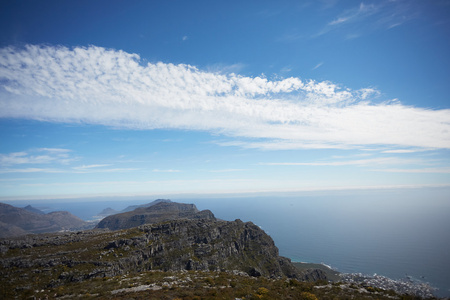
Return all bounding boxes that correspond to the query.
[292,262,440,299]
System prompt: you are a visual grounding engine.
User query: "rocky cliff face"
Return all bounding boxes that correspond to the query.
[96,201,216,230]
[0,218,313,290]
[0,203,91,238]
[105,219,300,279]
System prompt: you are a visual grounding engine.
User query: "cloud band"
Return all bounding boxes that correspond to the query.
[1,45,449,149]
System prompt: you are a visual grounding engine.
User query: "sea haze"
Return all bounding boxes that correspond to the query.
[5,187,450,297]
[187,188,450,298]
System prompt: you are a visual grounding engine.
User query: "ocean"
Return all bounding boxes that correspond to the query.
[6,187,450,297]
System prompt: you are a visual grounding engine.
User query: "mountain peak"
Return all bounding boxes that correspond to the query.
[23,205,45,215]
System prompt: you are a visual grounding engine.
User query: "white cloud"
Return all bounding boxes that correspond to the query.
[0,164,137,174]
[74,164,111,169]
[0,148,74,166]
[0,168,64,174]
[1,45,450,150]
[259,157,423,167]
[381,149,427,154]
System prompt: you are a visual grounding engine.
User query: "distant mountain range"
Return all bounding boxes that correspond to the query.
[0,203,93,238]
[0,199,212,238]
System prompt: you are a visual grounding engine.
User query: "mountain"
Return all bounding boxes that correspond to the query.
[23,205,45,215]
[120,198,172,212]
[96,207,119,217]
[96,201,215,230]
[95,199,174,219]
[0,203,93,238]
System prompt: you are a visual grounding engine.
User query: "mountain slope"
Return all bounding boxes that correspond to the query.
[96,201,215,230]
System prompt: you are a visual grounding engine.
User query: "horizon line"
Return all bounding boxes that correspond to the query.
[2,183,449,202]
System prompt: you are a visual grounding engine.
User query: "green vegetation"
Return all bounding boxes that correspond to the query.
[0,267,440,299]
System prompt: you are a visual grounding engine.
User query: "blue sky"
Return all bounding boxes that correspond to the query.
[0,0,449,199]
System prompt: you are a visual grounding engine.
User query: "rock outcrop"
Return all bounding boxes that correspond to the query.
[106,219,300,279]
[96,201,216,230]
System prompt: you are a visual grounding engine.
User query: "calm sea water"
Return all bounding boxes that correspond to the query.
[6,188,450,297]
[187,188,450,298]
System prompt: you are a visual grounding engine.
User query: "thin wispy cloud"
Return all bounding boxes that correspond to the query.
[1,45,449,150]
[319,1,418,38]
[329,17,350,26]
[317,2,378,36]
[381,149,427,154]
[0,148,74,166]
[0,149,138,174]
[0,168,64,174]
[205,62,246,75]
[71,164,139,173]
[312,62,324,70]
[73,164,111,170]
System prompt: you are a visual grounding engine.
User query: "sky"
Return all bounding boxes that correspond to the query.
[0,0,449,200]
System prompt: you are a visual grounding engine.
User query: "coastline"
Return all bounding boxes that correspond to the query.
[292,262,439,299]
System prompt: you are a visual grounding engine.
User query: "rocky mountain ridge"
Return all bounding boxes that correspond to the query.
[0,217,330,298]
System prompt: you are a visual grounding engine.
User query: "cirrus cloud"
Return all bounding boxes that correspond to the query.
[0,44,449,150]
